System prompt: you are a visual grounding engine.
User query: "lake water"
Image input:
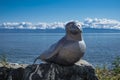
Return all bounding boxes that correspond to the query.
[0,33,120,67]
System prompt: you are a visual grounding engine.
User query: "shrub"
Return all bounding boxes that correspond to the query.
[96,56,120,80]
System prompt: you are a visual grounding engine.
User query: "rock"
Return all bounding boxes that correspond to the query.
[8,63,28,69]
[23,60,98,80]
[0,63,28,69]
[0,67,10,80]
[0,60,98,80]
[0,63,28,80]
[0,67,25,80]
[8,67,25,80]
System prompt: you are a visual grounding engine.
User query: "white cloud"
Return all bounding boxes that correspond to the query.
[0,18,120,30]
[0,22,33,29]
[83,18,120,30]
[0,22,65,29]
[36,22,65,29]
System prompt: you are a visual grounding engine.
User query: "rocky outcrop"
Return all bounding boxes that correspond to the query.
[23,60,98,80]
[0,60,98,80]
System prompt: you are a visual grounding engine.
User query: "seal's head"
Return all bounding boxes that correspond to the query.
[65,21,83,41]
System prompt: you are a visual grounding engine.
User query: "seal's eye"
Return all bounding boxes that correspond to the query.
[70,26,77,31]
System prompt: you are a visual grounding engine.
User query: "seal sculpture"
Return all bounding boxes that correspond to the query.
[34,21,86,66]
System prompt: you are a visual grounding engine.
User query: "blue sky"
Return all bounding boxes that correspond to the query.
[0,0,120,23]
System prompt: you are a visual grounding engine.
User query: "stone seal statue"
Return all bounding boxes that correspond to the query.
[34,21,86,66]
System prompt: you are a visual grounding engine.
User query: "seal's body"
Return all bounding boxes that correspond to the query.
[34,21,86,66]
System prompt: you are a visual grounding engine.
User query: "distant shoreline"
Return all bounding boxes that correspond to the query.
[0,28,120,33]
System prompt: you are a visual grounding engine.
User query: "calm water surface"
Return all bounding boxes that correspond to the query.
[0,33,120,67]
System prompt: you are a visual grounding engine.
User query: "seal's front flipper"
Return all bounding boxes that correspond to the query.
[33,57,39,64]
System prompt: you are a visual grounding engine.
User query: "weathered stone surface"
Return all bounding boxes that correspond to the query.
[0,60,98,80]
[23,60,98,80]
